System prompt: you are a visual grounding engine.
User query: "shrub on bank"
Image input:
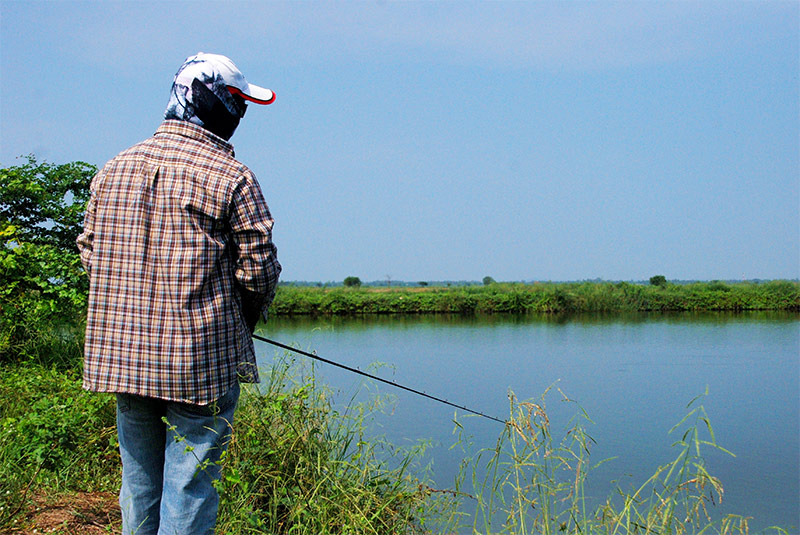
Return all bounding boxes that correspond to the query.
[216,356,445,534]
[1,157,94,368]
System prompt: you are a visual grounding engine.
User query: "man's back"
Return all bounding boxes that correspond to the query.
[79,120,280,404]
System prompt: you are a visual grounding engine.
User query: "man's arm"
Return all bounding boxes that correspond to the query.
[229,172,281,331]
[76,186,97,277]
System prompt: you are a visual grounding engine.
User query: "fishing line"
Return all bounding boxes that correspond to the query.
[252,333,507,425]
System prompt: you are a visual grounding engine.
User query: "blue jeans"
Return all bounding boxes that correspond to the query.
[116,382,240,535]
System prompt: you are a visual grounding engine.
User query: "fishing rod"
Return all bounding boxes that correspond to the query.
[252,333,507,425]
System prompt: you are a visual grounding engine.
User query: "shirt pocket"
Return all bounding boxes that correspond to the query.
[174,175,228,236]
[161,172,230,294]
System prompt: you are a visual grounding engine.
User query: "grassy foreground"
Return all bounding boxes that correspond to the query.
[270,280,800,316]
[0,358,444,534]
[1,350,794,533]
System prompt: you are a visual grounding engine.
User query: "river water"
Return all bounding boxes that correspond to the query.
[257,312,799,533]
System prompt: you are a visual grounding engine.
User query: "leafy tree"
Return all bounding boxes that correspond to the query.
[482,276,496,286]
[2,156,93,250]
[1,156,95,364]
[343,276,362,288]
[649,275,667,288]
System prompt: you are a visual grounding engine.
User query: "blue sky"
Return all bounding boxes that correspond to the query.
[2,1,798,282]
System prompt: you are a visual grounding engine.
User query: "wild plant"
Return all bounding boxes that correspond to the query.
[214,353,453,534]
[444,387,789,535]
[0,365,118,530]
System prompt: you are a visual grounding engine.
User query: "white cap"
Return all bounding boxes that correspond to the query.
[174,52,275,105]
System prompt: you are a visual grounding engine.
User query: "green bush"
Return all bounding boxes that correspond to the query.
[0,364,119,529]
[343,276,362,288]
[1,157,95,367]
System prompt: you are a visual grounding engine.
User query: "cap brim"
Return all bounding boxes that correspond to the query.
[228,85,275,105]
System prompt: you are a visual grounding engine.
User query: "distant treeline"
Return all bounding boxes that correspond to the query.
[270,280,800,316]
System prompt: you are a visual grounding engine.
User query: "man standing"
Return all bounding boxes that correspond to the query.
[77,53,281,534]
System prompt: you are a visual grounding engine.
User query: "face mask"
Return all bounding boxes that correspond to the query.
[188,79,241,140]
[164,70,246,140]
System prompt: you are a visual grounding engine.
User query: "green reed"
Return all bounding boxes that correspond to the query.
[443,387,790,535]
[215,353,453,534]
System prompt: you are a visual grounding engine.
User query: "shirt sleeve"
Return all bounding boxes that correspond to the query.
[76,181,98,277]
[229,171,281,314]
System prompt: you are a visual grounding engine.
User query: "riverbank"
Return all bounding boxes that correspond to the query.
[270,280,800,315]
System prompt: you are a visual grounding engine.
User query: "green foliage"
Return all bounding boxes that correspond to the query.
[0,364,119,529]
[215,355,448,534]
[0,156,95,365]
[0,355,447,533]
[649,275,668,287]
[1,156,93,250]
[343,275,362,288]
[482,276,496,286]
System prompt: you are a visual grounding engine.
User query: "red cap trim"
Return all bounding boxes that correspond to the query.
[228,86,275,105]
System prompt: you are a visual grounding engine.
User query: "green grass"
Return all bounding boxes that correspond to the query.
[0,355,448,534]
[0,363,120,527]
[270,280,800,316]
[214,355,447,534]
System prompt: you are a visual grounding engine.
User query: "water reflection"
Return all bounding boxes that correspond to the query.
[267,310,799,330]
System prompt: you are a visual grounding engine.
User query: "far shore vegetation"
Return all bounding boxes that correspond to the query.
[270,278,799,316]
[1,158,796,533]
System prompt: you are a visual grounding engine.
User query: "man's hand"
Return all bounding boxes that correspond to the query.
[236,283,266,334]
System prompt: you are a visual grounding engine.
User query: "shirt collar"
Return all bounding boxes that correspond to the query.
[155,119,235,156]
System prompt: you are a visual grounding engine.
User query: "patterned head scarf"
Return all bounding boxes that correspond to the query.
[165,53,275,140]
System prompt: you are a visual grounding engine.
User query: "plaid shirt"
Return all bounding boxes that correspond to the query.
[77,120,281,404]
